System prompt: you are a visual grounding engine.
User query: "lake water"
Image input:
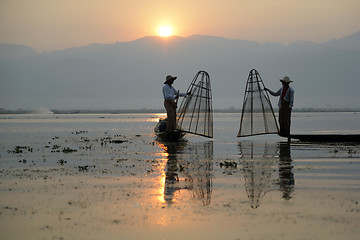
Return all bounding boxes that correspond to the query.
[0,112,359,239]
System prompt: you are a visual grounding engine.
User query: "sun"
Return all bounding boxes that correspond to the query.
[157,25,173,37]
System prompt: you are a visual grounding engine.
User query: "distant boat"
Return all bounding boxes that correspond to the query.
[155,70,213,141]
[290,134,360,142]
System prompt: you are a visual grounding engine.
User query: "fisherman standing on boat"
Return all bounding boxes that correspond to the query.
[264,76,294,138]
[162,75,188,132]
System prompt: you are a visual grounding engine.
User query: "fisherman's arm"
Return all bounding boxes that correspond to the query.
[264,87,281,96]
[178,92,187,97]
[173,87,190,98]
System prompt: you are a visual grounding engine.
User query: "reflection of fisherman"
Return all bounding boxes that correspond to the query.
[264,76,294,138]
[278,143,295,200]
[164,143,181,204]
[161,141,213,205]
[162,75,189,131]
[239,142,295,208]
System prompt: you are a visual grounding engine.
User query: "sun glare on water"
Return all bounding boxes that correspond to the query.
[157,25,173,37]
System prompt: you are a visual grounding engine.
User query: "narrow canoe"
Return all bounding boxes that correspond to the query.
[290,134,360,142]
[154,119,186,141]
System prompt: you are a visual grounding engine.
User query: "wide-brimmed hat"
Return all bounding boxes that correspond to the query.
[280,76,292,83]
[164,75,177,84]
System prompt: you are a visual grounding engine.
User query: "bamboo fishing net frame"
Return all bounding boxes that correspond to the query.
[238,69,279,137]
[177,71,213,138]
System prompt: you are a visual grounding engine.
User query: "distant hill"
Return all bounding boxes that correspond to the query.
[1,31,360,110]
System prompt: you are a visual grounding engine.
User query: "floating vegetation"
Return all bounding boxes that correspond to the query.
[62,147,77,153]
[52,145,61,150]
[220,161,238,169]
[72,130,88,135]
[78,165,95,171]
[8,146,33,154]
[57,159,67,165]
[110,140,128,144]
[329,146,358,157]
[80,136,90,142]
[98,135,128,146]
[78,166,89,171]
[99,137,111,147]
[79,145,92,150]
[116,159,128,163]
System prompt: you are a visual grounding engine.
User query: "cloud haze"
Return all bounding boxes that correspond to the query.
[1,0,359,51]
[1,32,359,110]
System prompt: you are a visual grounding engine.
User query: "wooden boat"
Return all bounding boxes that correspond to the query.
[290,134,360,142]
[154,118,186,141]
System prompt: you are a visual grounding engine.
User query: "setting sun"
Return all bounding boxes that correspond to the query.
[157,25,173,37]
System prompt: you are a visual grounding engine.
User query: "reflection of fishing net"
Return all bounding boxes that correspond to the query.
[161,141,213,206]
[180,142,213,205]
[237,69,279,137]
[177,71,213,138]
[239,142,278,208]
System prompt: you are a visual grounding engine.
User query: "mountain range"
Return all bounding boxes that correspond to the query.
[1,31,360,110]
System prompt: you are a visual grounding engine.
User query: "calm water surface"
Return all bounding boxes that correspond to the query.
[0,112,359,239]
[1,111,359,197]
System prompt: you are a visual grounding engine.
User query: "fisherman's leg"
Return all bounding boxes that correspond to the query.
[167,105,176,131]
[285,107,292,136]
[164,100,173,131]
[288,108,292,142]
[282,103,291,137]
[280,103,291,142]
[279,108,285,136]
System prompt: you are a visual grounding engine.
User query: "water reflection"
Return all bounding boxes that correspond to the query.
[238,142,295,208]
[278,143,295,200]
[156,140,214,206]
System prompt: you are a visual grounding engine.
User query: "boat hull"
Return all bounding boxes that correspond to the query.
[290,134,360,142]
[154,119,186,141]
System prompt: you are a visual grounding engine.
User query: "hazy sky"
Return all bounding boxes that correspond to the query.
[1,0,359,52]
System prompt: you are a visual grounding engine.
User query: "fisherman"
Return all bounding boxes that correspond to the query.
[162,75,189,132]
[264,76,294,138]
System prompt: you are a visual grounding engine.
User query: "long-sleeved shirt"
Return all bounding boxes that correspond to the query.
[267,86,294,108]
[162,84,186,101]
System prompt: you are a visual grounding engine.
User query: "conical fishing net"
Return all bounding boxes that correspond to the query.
[177,71,213,138]
[237,69,279,137]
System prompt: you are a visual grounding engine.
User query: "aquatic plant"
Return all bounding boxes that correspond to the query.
[62,147,77,153]
[220,161,237,168]
[8,146,33,154]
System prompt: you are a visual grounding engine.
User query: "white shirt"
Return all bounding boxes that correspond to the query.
[267,86,294,108]
[162,84,186,100]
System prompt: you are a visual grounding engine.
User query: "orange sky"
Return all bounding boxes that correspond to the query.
[1,0,359,52]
